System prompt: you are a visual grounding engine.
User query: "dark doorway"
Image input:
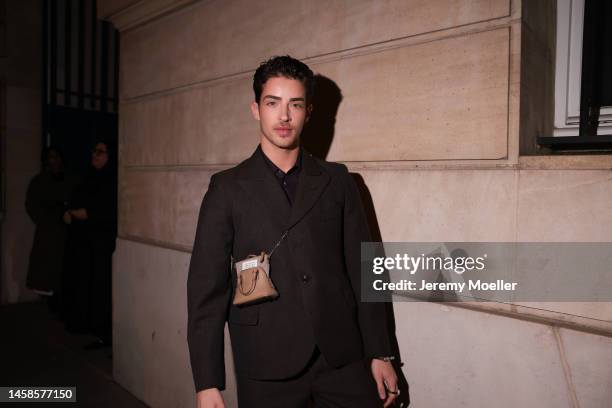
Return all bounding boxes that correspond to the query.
[43,0,119,176]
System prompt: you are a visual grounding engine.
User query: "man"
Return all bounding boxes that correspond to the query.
[188,56,398,408]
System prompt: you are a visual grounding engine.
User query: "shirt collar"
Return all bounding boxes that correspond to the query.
[258,144,302,176]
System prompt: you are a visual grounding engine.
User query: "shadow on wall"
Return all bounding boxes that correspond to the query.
[302,75,342,159]
[304,74,411,407]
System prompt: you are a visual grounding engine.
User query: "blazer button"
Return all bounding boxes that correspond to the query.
[302,274,310,283]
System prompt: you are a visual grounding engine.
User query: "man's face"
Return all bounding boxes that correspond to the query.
[251,76,311,151]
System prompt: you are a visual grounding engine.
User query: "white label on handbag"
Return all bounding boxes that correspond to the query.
[241,259,258,271]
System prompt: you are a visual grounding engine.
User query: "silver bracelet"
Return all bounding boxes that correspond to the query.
[375,356,396,362]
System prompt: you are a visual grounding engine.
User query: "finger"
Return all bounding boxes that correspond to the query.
[387,390,398,400]
[384,378,398,407]
[384,392,398,408]
[383,396,393,408]
[376,377,386,400]
[387,379,398,394]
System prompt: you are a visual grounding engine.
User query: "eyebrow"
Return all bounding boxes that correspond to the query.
[262,95,305,102]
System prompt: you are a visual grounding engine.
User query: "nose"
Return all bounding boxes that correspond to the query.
[280,103,291,123]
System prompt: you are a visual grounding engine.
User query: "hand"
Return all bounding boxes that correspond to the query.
[371,359,399,407]
[196,388,224,408]
[62,211,72,225]
[70,208,88,220]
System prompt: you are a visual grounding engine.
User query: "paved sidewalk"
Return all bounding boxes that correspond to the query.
[0,301,148,407]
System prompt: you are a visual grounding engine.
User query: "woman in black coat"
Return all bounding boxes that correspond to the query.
[25,147,74,307]
[63,140,117,347]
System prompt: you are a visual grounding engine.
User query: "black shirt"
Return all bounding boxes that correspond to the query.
[259,145,302,205]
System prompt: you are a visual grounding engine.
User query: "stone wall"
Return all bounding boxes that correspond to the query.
[101,1,612,406]
[0,0,42,304]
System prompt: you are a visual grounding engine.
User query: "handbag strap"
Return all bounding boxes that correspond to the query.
[268,229,288,258]
[231,228,289,266]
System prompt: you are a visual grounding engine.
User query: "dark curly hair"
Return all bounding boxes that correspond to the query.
[253,55,315,104]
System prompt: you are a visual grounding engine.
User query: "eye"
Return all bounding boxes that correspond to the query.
[292,103,304,109]
[266,101,276,107]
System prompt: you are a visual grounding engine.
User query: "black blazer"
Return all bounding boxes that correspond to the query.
[187,147,392,392]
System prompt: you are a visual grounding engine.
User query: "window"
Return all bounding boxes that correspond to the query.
[554,0,611,136]
[539,0,612,149]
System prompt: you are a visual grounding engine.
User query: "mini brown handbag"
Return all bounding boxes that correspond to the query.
[232,252,279,306]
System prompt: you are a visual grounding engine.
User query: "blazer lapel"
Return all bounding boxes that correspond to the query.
[237,148,291,232]
[287,151,330,229]
[237,147,330,233]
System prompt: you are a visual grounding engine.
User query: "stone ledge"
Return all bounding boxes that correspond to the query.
[119,154,612,173]
[100,0,200,32]
[444,301,612,337]
[519,155,612,170]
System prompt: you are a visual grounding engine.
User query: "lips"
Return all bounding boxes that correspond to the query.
[274,127,292,136]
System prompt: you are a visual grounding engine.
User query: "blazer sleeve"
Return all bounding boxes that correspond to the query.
[340,166,393,358]
[187,174,234,392]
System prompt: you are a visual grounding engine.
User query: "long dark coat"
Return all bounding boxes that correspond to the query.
[25,171,74,292]
[62,165,117,338]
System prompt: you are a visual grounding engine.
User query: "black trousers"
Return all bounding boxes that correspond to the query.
[236,347,384,408]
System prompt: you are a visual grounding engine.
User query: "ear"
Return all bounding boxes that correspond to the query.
[305,104,313,123]
[250,101,260,121]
